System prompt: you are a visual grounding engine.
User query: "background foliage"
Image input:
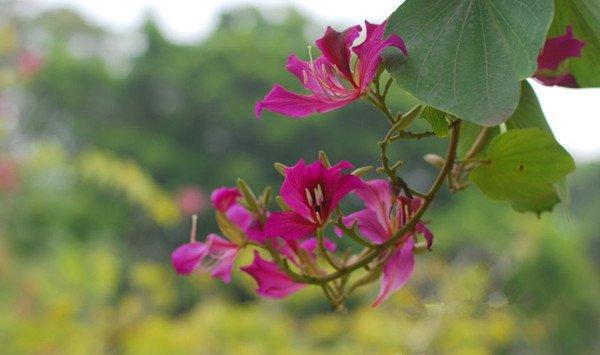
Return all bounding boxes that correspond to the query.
[1,4,599,354]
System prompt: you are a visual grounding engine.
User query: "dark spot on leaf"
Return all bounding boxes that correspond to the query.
[518,164,525,172]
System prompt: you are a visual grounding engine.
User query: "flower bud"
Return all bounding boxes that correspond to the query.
[423,154,445,168]
[275,195,291,211]
[318,150,331,168]
[273,162,287,176]
[352,165,373,177]
[236,178,260,214]
[392,104,422,132]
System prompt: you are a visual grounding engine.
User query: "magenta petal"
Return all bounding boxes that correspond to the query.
[316,25,362,85]
[353,21,407,92]
[286,54,338,96]
[171,242,208,275]
[255,84,352,119]
[534,73,579,88]
[372,238,415,307]
[299,237,337,256]
[210,248,238,283]
[241,251,305,299]
[204,234,239,283]
[225,203,253,231]
[324,173,364,214]
[344,210,389,244]
[416,222,434,250]
[280,159,316,220]
[538,26,586,71]
[211,187,241,212]
[264,211,317,240]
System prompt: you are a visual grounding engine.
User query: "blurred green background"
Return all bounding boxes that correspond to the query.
[1,3,599,354]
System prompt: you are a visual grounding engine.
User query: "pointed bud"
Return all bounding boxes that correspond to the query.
[260,186,272,207]
[392,104,423,132]
[318,150,331,168]
[275,196,291,211]
[215,211,245,245]
[423,154,445,168]
[236,178,260,214]
[274,163,287,176]
[351,166,373,177]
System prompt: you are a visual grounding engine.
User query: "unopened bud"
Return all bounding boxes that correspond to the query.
[275,196,291,211]
[274,162,287,176]
[352,166,373,177]
[423,154,445,168]
[260,186,272,206]
[392,104,422,132]
[236,178,260,214]
[319,150,331,168]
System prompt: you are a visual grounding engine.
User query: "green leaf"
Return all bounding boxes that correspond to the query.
[457,122,499,159]
[509,184,561,214]
[506,81,552,132]
[471,128,575,213]
[384,0,554,126]
[420,106,450,137]
[549,0,600,87]
[505,81,562,213]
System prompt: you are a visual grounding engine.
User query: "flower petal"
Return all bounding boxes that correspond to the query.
[280,159,315,220]
[534,73,578,88]
[225,203,253,231]
[323,172,364,215]
[210,187,241,212]
[372,238,415,307]
[416,222,434,250]
[353,21,407,91]
[255,84,352,119]
[264,211,317,240]
[343,210,389,244]
[537,26,585,71]
[316,25,362,85]
[241,251,305,299]
[209,248,238,283]
[171,242,209,275]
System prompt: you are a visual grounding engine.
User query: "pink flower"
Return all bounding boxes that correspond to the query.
[264,159,363,240]
[241,251,305,299]
[211,186,265,243]
[171,233,239,283]
[176,185,206,215]
[343,179,433,307]
[255,20,406,118]
[534,26,585,87]
[0,157,20,193]
[17,51,43,77]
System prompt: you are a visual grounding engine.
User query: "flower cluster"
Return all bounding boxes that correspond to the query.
[171,18,586,309]
[172,157,432,306]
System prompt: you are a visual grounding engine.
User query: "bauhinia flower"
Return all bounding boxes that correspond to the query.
[211,186,265,243]
[534,25,586,87]
[171,232,240,283]
[255,20,406,118]
[264,159,363,240]
[241,251,306,299]
[343,179,433,307]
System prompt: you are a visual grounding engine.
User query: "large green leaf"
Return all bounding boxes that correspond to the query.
[471,128,575,212]
[549,0,600,87]
[384,0,554,126]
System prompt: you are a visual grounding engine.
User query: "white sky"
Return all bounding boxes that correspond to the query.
[35,0,600,161]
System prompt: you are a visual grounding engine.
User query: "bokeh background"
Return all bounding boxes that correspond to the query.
[1,1,599,354]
